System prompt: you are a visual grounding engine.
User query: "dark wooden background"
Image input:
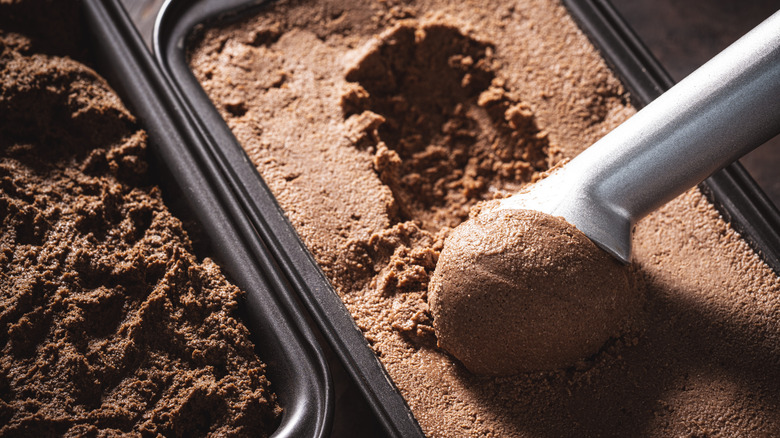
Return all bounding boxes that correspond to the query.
[119,0,780,212]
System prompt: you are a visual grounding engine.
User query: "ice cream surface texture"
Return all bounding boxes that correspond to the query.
[0,4,281,436]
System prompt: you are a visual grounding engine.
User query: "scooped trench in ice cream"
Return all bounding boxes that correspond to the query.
[429,205,634,376]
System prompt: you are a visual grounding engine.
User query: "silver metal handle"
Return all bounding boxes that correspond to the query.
[499,10,780,263]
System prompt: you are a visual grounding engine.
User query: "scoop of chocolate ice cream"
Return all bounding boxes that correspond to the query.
[429,208,633,375]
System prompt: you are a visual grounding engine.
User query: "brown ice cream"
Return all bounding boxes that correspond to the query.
[0,14,280,437]
[190,0,780,435]
[429,208,633,375]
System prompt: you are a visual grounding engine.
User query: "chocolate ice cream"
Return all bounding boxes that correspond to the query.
[190,0,780,435]
[0,11,281,436]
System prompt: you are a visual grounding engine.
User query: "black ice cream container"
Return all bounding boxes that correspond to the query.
[150,0,780,437]
[82,1,334,437]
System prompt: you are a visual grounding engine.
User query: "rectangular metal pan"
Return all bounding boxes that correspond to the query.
[82,1,333,436]
[152,0,780,436]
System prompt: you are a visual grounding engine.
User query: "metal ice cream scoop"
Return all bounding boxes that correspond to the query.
[497,11,780,263]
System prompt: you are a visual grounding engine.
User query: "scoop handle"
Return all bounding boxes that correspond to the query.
[578,10,780,224]
[500,11,780,263]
